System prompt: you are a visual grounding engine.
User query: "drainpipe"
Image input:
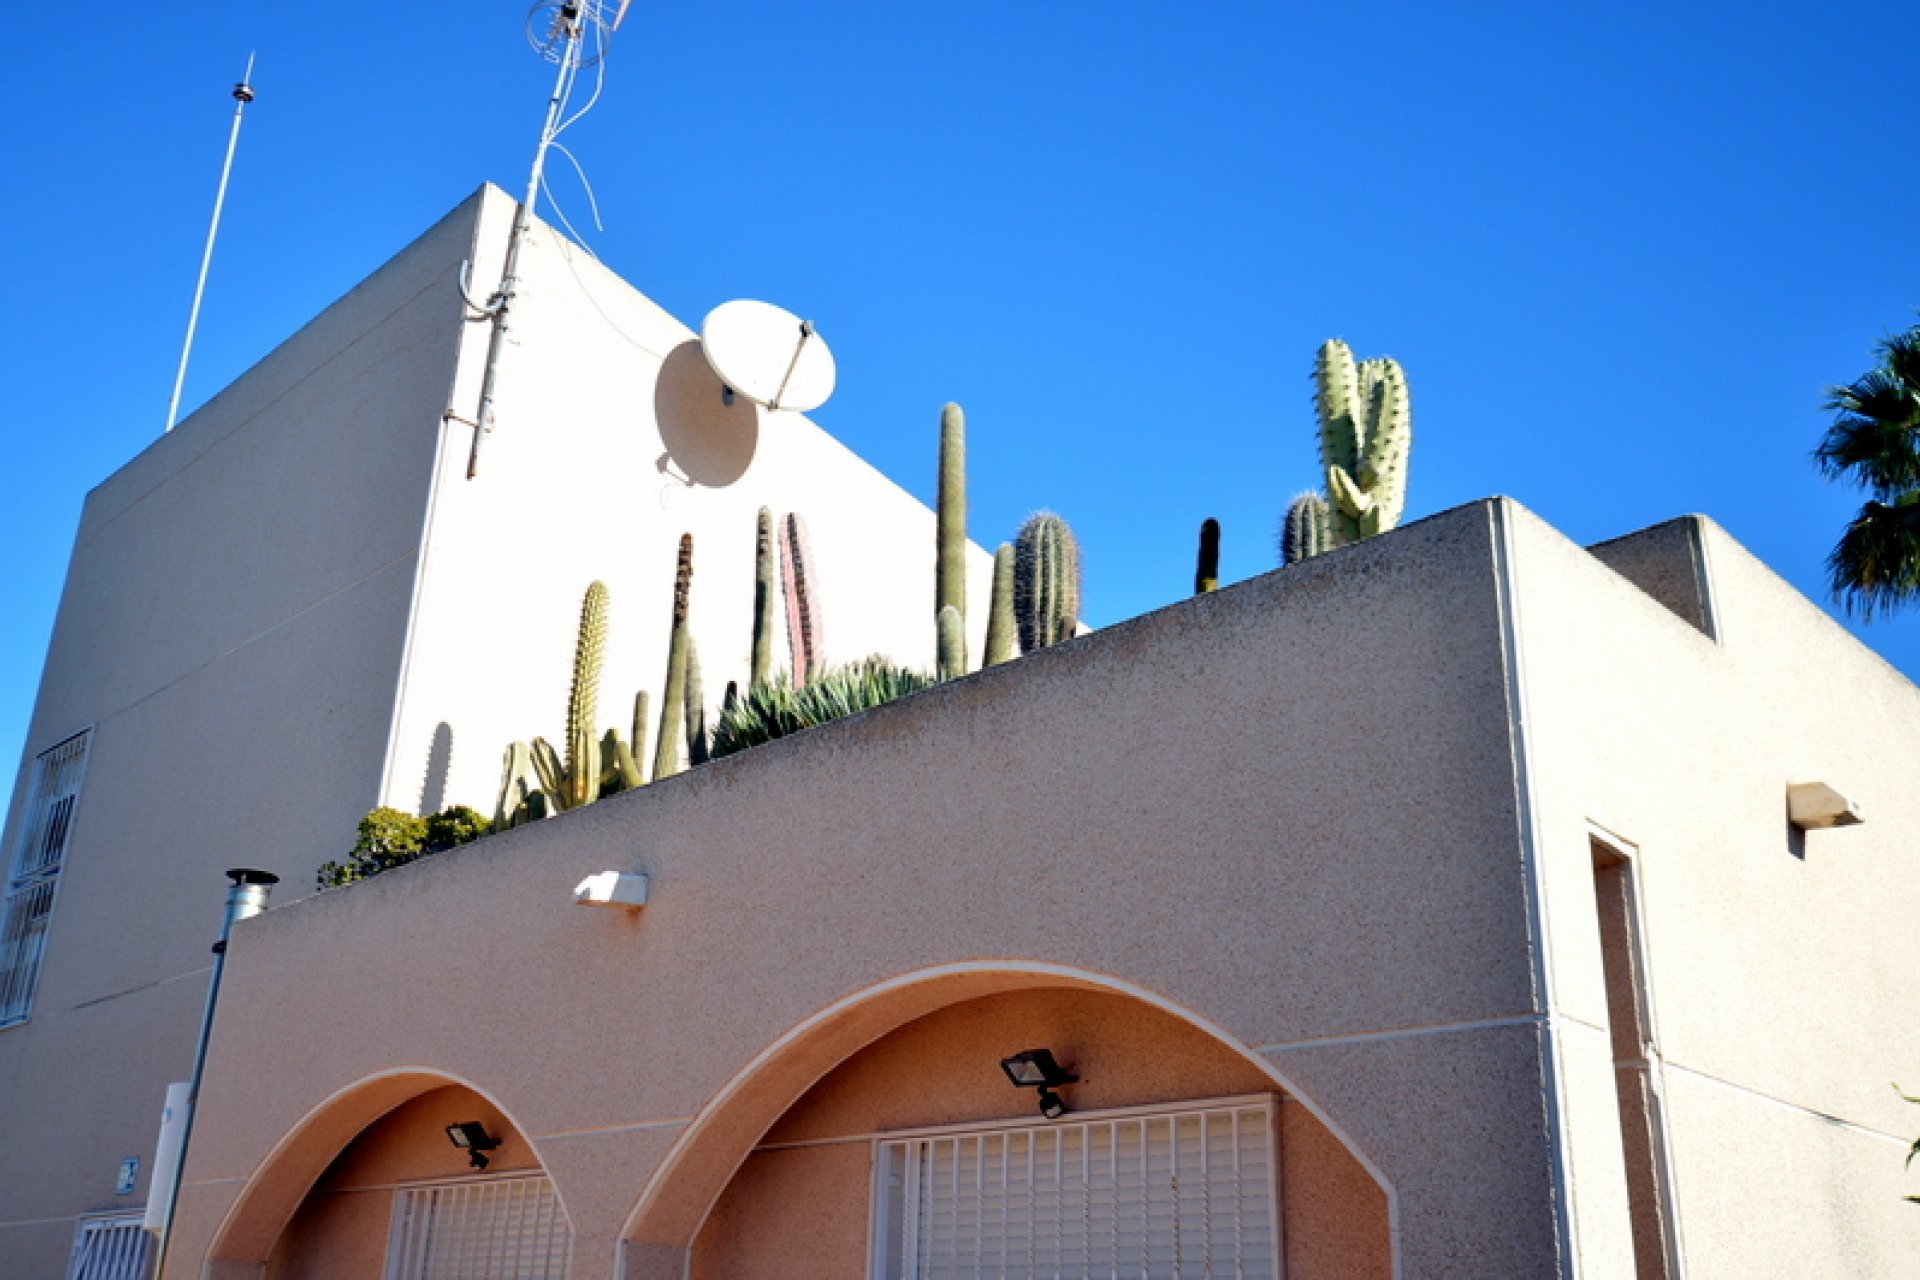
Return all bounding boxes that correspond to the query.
[150,868,279,1278]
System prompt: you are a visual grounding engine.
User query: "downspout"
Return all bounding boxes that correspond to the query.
[149,868,279,1278]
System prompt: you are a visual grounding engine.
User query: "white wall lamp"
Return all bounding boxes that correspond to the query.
[1787,781,1863,831]
[573,871,649,910]
[446,1121,502,1170]
[1001,1049,1078,1120]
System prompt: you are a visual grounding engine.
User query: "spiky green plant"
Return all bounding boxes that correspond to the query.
[1314,338,1411,545]
[937,402,968,675]
[563,580,610,808]
[983,543,1015,666]
[1195,518,1220,593]
[751,506,776,688]
[494,740,542,829]
[631,690,650,776]
[654,534,692,780]
[1013,512,1080,653]
[779,512,822,684]
[685,635,709,766]
[1281,493,1330,566]
[600,727,643,795]
[710,657,938,759]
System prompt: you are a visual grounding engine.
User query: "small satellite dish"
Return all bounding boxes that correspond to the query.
[700,300,837,414]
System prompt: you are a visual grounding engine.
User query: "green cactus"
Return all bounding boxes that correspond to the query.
[983,543,1015,666]
[751,507,776,691]
[629,690,650,781]
[1281,493,1331,566]
[779,512,822,685]
[494,740,541,829]
[936,402,968,676]
[654,534,693,780]
[1195,518,1220,593]
[599,727,643,795]
[686,635,709,766]
[562,580,609,809]
[1314,338,1411,546]
[1013,512,1080,653]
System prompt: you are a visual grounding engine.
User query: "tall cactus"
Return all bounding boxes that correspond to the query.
[780,512,822,685]
[1281,493,1331,565]
[1013,512,1080,653]
[630,690,650,780]
[750,507,776,692]
[685,635,709,766]
[983,543,1015,666]
[936,402,968,678]
[1194,518,1220,593]
[562,580,609,809]
[654,534,692,780]
[1314,338,1411,545]
[494,740,541,829]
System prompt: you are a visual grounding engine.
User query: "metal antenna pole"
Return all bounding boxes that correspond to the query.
[164,56,256,435]
[463,8,586,479]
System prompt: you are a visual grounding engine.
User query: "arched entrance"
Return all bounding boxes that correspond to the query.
[622,963,1395,1280]
[206,1070,571,1280]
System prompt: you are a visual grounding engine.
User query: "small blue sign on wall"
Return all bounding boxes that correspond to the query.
[116,1157,138,1196]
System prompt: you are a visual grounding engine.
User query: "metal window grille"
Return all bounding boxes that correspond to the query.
[873,1098,1281,1280]
[385,1175,572,1280]
[1,731,90,1026]
[66,1213,151,1280]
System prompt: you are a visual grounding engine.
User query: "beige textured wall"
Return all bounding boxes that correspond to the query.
[169,502,1576,1280]
[689,988,1390,1280]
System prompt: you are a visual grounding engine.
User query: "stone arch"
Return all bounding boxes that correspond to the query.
[620,961,1396,1277]
[205,1067,568,1273]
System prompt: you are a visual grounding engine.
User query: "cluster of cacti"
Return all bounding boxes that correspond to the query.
[1013,512,1080,652]
[780,512,823,685]
[1283,339,1412,564]
[710,657,939,758]
[1194,518,1220,593]
[936,403,968,679]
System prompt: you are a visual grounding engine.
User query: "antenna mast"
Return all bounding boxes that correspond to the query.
[460,1,625,480]
[164,56,256,435]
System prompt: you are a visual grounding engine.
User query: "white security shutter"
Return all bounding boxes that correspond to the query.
[1,731,91,1025]
[66,1213,151,1280]
[386,1175,571,1280]
[874,1097,1280,1280]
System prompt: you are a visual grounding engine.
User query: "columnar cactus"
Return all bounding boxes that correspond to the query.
[685,635,709,766]
[630,690,650,779]
[983,543,1015,667]
[600,727,643,795]
[1314,338,1411,545]
[1281,493,1331,566]
[1195,518,1220,593]
[654,534,693,780]
[780,512,822,685]
[751,507,776,691]
[494,740,541,829]
[1013,512,1080,653]
[936,402,968,677]
[562,580,609,809]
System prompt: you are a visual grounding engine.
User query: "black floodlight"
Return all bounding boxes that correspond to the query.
[446,1121,502,1169]
[1037,1088,1069,1120]
[1000,1049,1077,1090]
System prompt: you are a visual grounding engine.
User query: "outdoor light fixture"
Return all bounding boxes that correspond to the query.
[446,1121,502,1170]
[1000,1049,1078,1120]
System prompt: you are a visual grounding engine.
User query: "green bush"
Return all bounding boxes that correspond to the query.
[316,805,490,890]
[710,658,936,759]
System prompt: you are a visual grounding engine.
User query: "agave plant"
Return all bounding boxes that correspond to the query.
[709,657,938,759]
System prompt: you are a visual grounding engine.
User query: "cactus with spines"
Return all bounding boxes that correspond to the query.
[494,741,542,829]
[936,402,968,676]
[600,727,643,795]
[1281,493,1331,566]
[1313,338,1411,546]
[685,636,709,766]
[1195,518,1220,593]
[750,507,776,691]
[1013,512,1080,653]
[779,512,822,685]
[523,580,610,812]
[983,543,1015,666]
[654,534,692,780]
[630,691,650,780]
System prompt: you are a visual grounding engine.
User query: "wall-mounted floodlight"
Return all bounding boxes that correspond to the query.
[1001,1049,1078,1120]
[1787,781,1863,831]
[446,1121,502,1170]
[574,871,648,910]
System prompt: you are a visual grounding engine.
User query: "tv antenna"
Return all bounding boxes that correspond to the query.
[459,0,629,479]
[163,56,256,435]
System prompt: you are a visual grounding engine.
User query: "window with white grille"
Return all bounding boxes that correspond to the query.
[2,731,90,1027]
[384,1174,572,1280]
[871,1096,1281,1280]
[66,1213,151,1280]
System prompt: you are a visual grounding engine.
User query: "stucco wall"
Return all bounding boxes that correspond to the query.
[167,502,1574,1280]
[689,988,1390,1279]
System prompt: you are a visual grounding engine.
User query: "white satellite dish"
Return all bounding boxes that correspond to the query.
[700,300,837,413]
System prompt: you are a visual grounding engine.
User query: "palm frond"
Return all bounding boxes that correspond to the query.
[1828,497,1920,619]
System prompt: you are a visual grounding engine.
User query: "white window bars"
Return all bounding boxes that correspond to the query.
[1,731,91,1026]
[385,1174,572,1280]
[66,1213,151,1280]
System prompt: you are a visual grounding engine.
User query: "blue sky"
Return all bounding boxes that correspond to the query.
[3,1,1916,769]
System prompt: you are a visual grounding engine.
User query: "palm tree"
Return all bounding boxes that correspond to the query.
[1814,324,1920,619]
